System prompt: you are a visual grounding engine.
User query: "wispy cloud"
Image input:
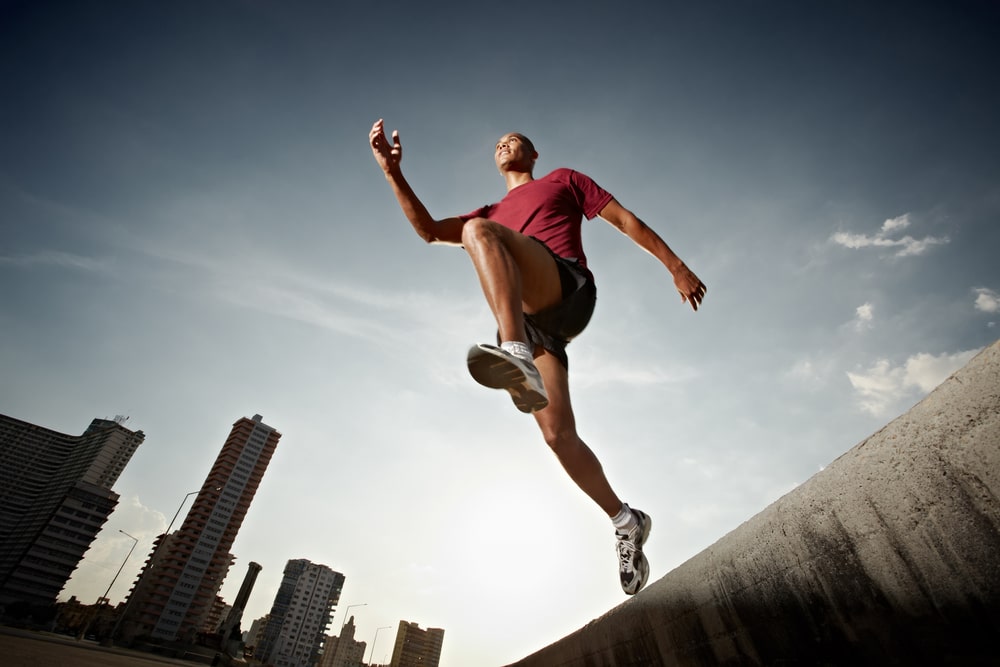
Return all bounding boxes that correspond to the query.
[223,281,402,341]
[830,213,949,257]
[129,237,481,350]
[784,356,836,391]
[572,351,701,389]
[846,348,980,416]
[213,268,489,377]
[0,250,111,273]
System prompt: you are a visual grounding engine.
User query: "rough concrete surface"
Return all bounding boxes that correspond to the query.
[509,340,999,666]
[0,627,206,667]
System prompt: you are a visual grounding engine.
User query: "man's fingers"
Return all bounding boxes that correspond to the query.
[370,119,393,151]
[391,129,402,158]
[682,290,698,312]
[678,281,705,312]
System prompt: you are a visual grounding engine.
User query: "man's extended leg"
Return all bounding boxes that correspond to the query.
[531,350,622,515]
[533,350,653,595]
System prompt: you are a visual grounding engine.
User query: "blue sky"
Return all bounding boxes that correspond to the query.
[2,1,998,664]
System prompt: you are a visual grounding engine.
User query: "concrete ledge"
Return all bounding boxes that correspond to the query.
[509,340,1000,666]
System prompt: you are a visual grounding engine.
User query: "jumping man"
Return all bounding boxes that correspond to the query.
[368,119,706,595]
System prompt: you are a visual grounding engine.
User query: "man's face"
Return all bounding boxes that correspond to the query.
[495,133,537,172]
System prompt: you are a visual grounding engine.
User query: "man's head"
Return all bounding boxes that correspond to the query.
[495,132,538,174]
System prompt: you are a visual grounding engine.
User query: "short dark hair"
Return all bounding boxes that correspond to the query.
[511,133,536,154]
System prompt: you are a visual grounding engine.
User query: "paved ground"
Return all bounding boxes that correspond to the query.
[0,627,214,667]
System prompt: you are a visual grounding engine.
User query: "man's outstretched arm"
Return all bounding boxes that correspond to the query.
[599,198,707,311]
[369,119,465,245]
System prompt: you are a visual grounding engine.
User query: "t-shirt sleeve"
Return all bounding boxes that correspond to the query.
[459,204,492,221]
[569,170,614,219]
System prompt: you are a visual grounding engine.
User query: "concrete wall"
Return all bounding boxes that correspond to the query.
[509,340,1000,667]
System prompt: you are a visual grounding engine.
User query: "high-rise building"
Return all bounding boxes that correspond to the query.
[257,559,345,667]
[320,615,367,667]
[389,621,445,667]
[0,414,144,607]
[121,414,280,643]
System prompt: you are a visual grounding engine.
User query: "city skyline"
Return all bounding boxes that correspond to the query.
[3,2,998,665]
[4,409,443,663]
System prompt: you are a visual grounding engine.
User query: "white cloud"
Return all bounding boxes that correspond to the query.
[62,495,169,604]
[846,348,981,416]
[881,214,911,234]
[853,302,874,331]
[974,287,999,313]
[830,213,948,257]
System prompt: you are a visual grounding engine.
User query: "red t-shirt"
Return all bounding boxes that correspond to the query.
[460,168,613,273]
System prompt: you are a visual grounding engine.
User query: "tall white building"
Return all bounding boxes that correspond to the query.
[257,559,345,667]
[122,414,280,643]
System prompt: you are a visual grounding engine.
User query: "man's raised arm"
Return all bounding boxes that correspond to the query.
[369,119,465,245]
[599,198,707,312]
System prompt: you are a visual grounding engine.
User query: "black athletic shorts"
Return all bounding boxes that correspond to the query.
[500,238,596,370]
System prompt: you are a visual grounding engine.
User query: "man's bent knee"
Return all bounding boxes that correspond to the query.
[461,217,504,248]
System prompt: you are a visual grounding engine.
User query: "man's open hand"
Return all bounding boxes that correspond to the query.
[673,264,707,312]
[369,119,402,176]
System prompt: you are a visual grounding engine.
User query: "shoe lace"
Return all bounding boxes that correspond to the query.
[617,537,637,573]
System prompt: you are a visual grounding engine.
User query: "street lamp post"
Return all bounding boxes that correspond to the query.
[340,602,367,631]
[102,530,139,601]
[368,625,392,664]
[165,490,199,535]
[79,530,139,641]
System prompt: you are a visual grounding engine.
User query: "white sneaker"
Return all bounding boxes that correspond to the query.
[616,506,651,595]
[467,344,548,413]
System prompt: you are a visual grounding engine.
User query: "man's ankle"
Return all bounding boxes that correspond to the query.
[612,504,638,535]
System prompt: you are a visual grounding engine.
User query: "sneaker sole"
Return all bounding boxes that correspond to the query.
[467,345,549,413]
[624,551,650,596]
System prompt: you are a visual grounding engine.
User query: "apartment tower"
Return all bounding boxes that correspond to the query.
[389,621,445,667]
[0,414,144,607]
[121,414,280,642]
[257,559,345,667]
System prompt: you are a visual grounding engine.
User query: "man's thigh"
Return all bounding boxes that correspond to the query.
[487,222,563,314]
